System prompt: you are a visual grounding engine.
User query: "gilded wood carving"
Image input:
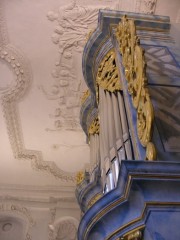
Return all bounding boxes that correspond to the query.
[88,117,100,136]
[96,50,121,93]
[76,171,85,185]
[120,229,143,240]
[81,89,90,104]
[116,15,156,160]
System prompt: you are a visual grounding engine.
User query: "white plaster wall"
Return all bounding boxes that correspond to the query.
[155,0,180,22]
[171,23,180,46]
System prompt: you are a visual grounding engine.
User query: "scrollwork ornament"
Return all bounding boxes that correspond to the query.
[131,45,147,109]
[0,203,35,240]
[137,88,154,147]
[0,46,76,181]
[96,50,121,92]
[87,193,102,209]
[88,117,100,136]
[116,16,156,159]
[145,142,157,160]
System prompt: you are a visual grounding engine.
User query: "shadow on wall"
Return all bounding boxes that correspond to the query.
[171,23,180,47]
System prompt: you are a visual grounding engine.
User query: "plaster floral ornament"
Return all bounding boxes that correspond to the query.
[40,0,118,132]
[135,0,157,14]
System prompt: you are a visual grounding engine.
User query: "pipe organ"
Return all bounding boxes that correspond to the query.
[76,10,180,240]
[96,49,133,193]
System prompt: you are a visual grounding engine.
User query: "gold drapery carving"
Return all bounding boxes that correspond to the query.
[96,50,121,93]
[88,117,100,136]
[116,15,156,160]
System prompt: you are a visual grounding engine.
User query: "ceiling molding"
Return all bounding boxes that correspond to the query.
[0,44,76,182]
[0,203,35,240]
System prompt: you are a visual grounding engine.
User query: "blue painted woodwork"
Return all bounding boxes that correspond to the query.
[77,9,180,240]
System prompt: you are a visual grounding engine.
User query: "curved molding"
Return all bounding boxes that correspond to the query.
[0,44,76,182]
[0,203,35,240]
[0,0,77,181]
[78,161,180,239]
[44,0,118,132]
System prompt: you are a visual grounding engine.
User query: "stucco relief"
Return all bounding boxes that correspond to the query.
[0,203,35,240]
[0,1,77,181]
[49,216,78,240]
[43,0,118,132]
[49,208,57,240]
[135,0,157,14]
[0,44,76,181]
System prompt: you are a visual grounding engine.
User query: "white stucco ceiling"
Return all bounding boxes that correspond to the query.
[0,0,180,185]
[0,0,180,239]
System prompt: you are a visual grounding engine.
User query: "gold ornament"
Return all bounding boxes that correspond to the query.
[96,50,121,92]
[76,171,85,185]
[145,142,157,160]
[115,16,156,160]
[88,117,100,136]
[137,88,154,147]
[87,193,102,209]
[81,89,90,105]
[127,230,142,240]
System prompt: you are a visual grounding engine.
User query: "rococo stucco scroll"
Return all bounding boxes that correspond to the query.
[0,1,77,182]
[0,45,76,181]
[49,216,78,240]
[43,0,119,132]
[135,0,157,14]
[0,203,35,240]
